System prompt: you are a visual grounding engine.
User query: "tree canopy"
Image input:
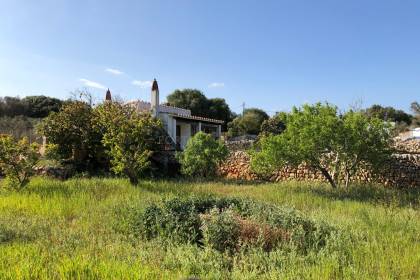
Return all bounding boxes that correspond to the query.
[37,101,103,169]
[259,112,287,137]
[251,103,392,188]
[94,102,163,184]
[227,108,269,137]
[166,89,234,130]
[0,135,40,190]
[0,95,63,118]
[363,104,412,125]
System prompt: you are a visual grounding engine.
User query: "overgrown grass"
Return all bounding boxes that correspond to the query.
[0,177,419,279]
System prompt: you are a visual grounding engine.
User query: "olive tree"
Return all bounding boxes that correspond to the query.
[0,135,40,190]
[251,103,392,188]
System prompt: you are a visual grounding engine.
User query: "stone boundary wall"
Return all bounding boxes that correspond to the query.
[219,151,420,188]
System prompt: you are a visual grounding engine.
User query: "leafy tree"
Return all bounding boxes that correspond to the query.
[167,89,209,115]
[21,96,62,118]
[364,104,412,126]
[207,98,235,130]
[177,131,228,177]
[251,103,392,188]
[260,113,286,137]
[37,101,102,167]
[95,102,162,185]
[338,111,393,187]
[166,89,234,130]
[228,108,269,137]
[0,95,62,118]
[0,135,40,190]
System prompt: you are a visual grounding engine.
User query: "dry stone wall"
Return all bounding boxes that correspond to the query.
[219,141,420,188]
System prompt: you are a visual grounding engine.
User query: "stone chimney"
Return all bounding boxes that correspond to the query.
[105,88,112,102]
[151,79,159,117]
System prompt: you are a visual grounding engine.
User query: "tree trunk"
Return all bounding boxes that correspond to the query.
[344,172,350,188]
[319,167,337,188]
[128,175,139,185]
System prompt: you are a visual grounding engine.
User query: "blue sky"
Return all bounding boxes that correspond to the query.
[0,0,419,114]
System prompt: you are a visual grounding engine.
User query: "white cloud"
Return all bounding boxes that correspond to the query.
[208,82,225,88]
[105,68,124,75]
[132,80,153,88]
[79,78,107,90]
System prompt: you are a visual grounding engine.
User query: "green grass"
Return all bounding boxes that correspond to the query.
[0,177,419,279]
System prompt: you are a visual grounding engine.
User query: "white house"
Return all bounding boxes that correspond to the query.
[413,127,420,139]
[107,79,223,150]
[397,127,420,141]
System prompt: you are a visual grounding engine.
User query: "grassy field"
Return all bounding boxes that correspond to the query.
[0,177,419,279]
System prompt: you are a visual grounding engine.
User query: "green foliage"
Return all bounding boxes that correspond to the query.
[201,207,240,253]
[363,104,413,132]
[228,108,269,137]
[166,89,234,130]
[259,112,286,137]
[37,101,104,170]
[0,95,62,118]
[20,96,63,118]
[94,102,162,185]
[167,89,209,115]
[43,143,61,162]
[251,103,393,188]
[176,132,228,177]
[0,135,40,190]
[339,111,393,187]
[0,177,419,278]
[138,196,336,254]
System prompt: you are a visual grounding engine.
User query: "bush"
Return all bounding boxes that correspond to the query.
[0,135,40,190]
[136,197,335,254]
[37,101,103,170]
[176,132,228,177]
[94,102,163,185]
[201,208,240,252]
[259,113,286,137]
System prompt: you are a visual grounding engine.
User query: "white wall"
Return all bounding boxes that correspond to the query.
[180,123,191,149]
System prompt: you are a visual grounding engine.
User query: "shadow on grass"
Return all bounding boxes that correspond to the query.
[306,184,420,209]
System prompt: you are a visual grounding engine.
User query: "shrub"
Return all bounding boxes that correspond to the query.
[0,135,40,190]
[259,113,286,137]
[94,102,163,185]
[136,197,335,254]
[176,132,228,177]
[201,208,240,252]
[37,101,104,170]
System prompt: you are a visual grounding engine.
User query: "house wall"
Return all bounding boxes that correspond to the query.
[160,114,178,144]
[179,123,191,149]
[157,112,222,149]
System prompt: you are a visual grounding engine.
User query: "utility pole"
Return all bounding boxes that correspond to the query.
[241,102,245,115]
